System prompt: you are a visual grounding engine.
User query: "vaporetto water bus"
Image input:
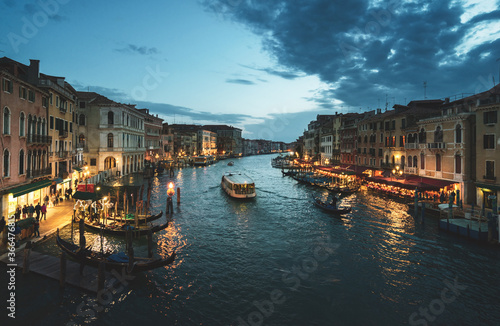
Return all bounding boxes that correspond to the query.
[193,155,215,166]
[221,172,256,199]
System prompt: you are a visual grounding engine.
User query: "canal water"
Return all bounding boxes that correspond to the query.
[2,154,500,325]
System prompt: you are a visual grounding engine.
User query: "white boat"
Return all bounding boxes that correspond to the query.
[221,172,256,199]
[193,155,214,166]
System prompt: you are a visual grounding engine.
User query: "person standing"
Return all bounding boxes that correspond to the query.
[28,204,35,218]
[22,205,28,219]
[44,195,50,206]
[33,218,40,238]
[14,206,21,221]
[35,203,42,221]
[41,203,47,220]
[0,216,6,244]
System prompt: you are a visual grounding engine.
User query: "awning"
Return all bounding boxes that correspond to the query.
[52,178,64,184]
[73,167,82,172]
[405,176,457,191]
[475,182,500,192]
[72,191,102,201]
[9,179,53,198]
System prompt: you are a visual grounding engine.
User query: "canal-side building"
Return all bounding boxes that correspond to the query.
[416,98,475,204]
[161,123,174,160]
[204,125,242,156]
[340,113,364,165]
[36,67,77,195]
[139,109,163,163]
[472,84,499,210]
[0,57,51,217]
[197,129,217,156]
[319,120,333,165]
[76,92,146,179]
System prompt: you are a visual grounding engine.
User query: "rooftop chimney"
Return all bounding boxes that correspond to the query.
[28,59,40,84]
[377,108,382,114]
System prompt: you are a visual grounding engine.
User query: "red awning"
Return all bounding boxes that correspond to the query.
[404,176,458,191]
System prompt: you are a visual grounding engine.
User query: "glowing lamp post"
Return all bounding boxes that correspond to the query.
[166,182,175,214]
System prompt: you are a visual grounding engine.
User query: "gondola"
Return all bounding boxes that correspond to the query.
[82,218,170,237]
[312,198,351,215]
[105,211,163,224]
[56,233,176,273]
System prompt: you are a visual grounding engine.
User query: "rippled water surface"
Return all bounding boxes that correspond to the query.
[3,154,500,325]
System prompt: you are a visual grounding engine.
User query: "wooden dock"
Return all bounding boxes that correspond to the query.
[439,218,491,242]
[0,250,112,293]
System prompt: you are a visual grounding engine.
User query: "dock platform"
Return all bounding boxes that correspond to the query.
[0,250,112,293]
[439,218,492,242]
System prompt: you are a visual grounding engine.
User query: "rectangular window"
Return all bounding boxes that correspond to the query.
[401,118,406,129]
[3,78,13,93]
[28,90,35,102]
[79,101,86,108]
[90,158,97,166]
[42,97,48,108]
[484,134,495,149]
[69,122,73,133]
[50,116,54,129]
[485,161,495,179]
[49,93,53,105]
[391,120,396,130]
[484,111,498,124]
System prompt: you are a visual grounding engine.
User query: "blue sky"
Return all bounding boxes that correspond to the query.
[1,0,499,142]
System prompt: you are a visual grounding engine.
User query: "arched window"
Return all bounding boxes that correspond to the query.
[79,114,86,126]
[419,128,426,143]
[79,134,85,146]
[455,154,462,174]
[434,126,443,142]
[385,155,389,164]
[104,157,116,169]
[408,156,413,167]
[419,154,424,170]
[107,133,114,148]
[3,149,9,177]
[455,124,462,143]
[19,149,24,175]
[19,112,25,136]
[401,156,405,168]
[108,111,114,125]
[3,107,10,135]
[436,154,441,171]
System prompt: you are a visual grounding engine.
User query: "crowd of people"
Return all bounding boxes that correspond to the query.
[0,187,74,246]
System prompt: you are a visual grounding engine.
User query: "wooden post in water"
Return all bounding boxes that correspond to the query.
[115,189,119,218]
[71,210,75,242]
[23,241,32,274]
[97,261,105,295]
[134,199,139,228]
[414,189,418,219]
[177,187,181,204]
[147,229,153,258]
[420,202,425,224]
[60,251,67,288]
[126,228,134,273]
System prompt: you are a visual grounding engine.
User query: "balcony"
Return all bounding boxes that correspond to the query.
[483,175,497,182]
[57,151,69,159]
[404,167,418,174]
[26,167,52,178]
[405,143,418,149]
[427,142,446,149]
[27,134,52,145]
[58,130,68,138]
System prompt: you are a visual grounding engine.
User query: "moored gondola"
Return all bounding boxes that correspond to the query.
[56,233,176,273]
[81,218,170,237]
[105,211,163,224]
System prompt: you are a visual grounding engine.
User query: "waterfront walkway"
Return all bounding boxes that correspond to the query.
[0,198,75,256]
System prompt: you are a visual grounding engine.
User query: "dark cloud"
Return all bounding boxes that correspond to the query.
[115,44,160,56]
[226,78,256,85]
[203,0,500,110]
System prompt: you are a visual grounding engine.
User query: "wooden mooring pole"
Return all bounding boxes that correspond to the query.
[23,241,32,274]
[60,251,67,288]
[97,262,105,295]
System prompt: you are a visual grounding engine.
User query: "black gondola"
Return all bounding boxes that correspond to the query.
[313,198,352,215]
[56,233,176,273]
[82,218,170,237]
[105,211,163,224]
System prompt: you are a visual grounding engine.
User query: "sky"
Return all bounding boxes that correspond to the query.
[1,0,499,142]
